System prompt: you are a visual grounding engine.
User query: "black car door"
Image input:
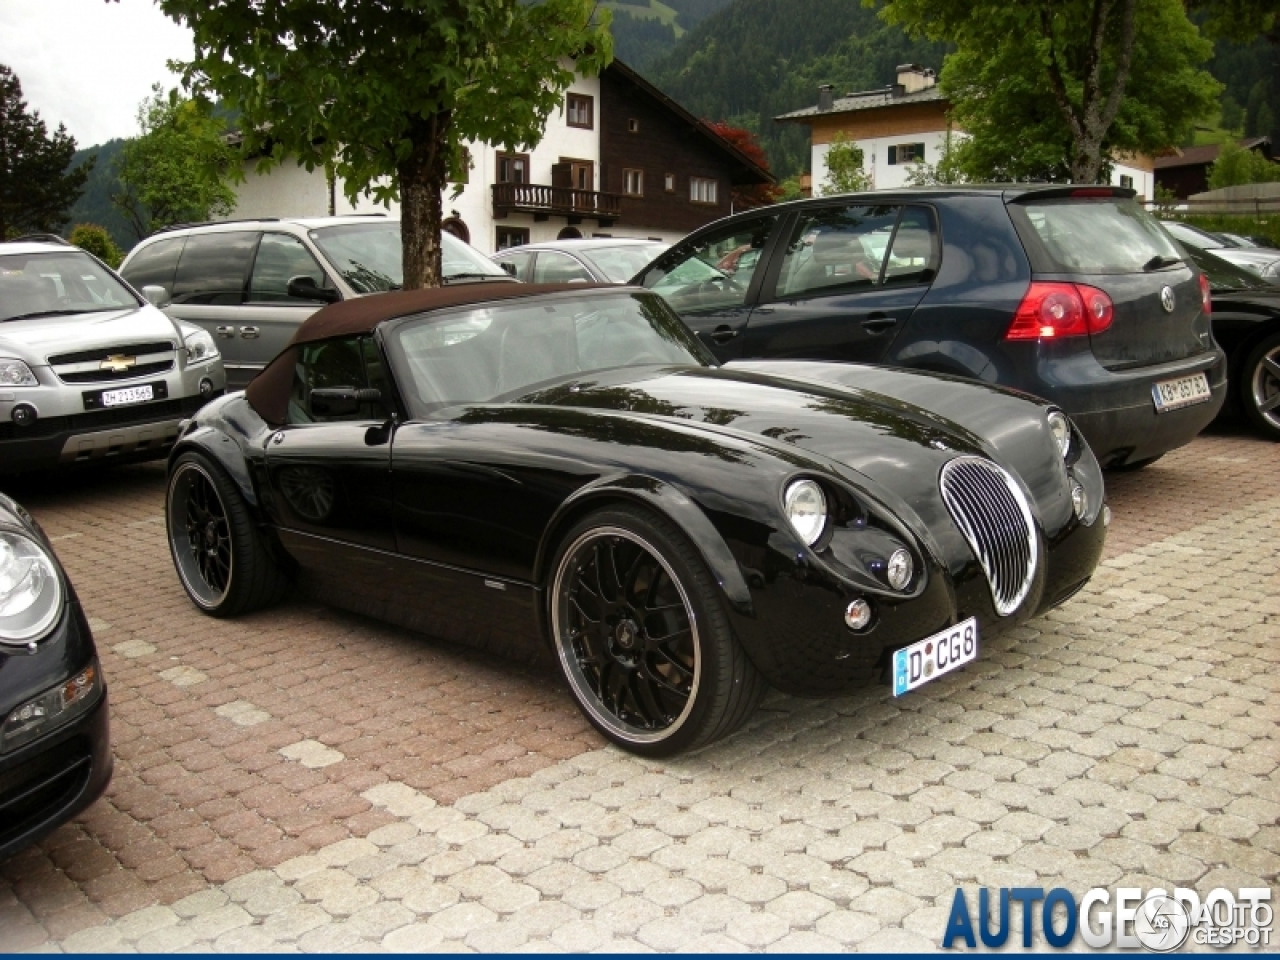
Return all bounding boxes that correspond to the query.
[261,335,399,569]
[741,204,939,364]
[636,213,781,361]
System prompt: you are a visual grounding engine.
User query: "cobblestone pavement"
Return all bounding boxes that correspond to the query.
[1,423,1277,952]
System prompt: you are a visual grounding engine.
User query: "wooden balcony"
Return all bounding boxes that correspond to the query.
[492,182,621,225]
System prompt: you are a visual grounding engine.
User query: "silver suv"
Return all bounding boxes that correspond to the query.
[1,237,226,473]
[119,215,513,390]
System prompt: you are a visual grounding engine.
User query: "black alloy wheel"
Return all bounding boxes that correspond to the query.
[550,505,765,755]
[1243,332,1280,441]
[166,451,290,617]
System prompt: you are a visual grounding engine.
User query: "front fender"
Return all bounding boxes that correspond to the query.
[170,424,261,514]
[534,473,754,617]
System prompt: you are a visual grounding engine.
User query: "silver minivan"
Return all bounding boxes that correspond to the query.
[120,215,514,390]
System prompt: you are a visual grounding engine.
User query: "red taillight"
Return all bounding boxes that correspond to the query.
[1199,273,1212,316]
[1006,282,1113,340]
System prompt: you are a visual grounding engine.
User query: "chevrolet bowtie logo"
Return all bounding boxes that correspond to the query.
[100,354,137,373]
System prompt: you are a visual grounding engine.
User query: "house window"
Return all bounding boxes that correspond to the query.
[886,143,926,165]
[624,169,644,196]
[690,177,718,204]
[628,118,640,133]
[664,173,676,193]
[1119,174,1135,189]
[567,93,594,129]
[496,226,530,250]
[497,152,530,184]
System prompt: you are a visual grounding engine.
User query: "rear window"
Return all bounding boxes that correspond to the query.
[1014,198,1181,275]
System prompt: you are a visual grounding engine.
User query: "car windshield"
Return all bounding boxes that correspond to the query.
[1018,198,1182,274]
[310,222,507,293]
[1161,220,1225,252]
[389,291,713,415]
[0,250,138,322]
[1184,246,1269,291]
[579,243,669,282]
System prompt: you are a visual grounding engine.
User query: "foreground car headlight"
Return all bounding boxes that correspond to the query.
[1071,482,1088,520]
[1047,410,1072,459]
[1,658,101,753]
[886,549,914,590]
[0,532,63,644]
[784,479,827,546]
[0,358,38,387]
[184,329,219,366]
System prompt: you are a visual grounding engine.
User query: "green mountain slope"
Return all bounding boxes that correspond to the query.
[66,139,134,249]
[647,0,949,176]
[606,0,736,69]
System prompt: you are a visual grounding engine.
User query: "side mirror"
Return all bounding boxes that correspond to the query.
[141,285,171,308]
[288,275,341,303]
[309,387,380,419]
[499,261,517,277]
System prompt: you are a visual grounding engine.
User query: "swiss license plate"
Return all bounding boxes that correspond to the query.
[101,385,154,407]
[1152,372,1211,413]
[892,617,978,697]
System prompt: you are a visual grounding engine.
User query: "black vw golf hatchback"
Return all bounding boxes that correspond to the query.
[634,185,1225,469]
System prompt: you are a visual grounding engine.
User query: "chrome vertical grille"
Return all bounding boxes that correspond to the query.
[939,456,1037,616]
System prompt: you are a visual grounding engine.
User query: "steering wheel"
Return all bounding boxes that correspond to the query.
[696,274,743,295]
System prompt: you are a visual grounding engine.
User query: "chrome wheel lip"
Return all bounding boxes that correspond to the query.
[167,462,232,610]
[1251,345,1280,430]
[551,526,701,745]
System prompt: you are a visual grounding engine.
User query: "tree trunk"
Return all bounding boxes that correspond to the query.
[398,113,450,290]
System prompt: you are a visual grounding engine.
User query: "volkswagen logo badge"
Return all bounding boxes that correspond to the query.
[1160,286,1176,313]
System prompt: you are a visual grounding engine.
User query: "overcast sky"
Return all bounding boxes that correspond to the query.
[0,0,193,148]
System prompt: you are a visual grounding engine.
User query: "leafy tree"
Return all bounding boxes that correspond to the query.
[149,0,610,288]
[1186,0,1279,43]
[1220,93,1246,132]
[776,174,807,201]
[112,87,236,240]
[1207,138,1280,188]
[876,0,1221,184]
[703,120,782,205]
[903,129,967,185]
[821,132,872,194]
[0,64,90,239]
[69,223,124,268]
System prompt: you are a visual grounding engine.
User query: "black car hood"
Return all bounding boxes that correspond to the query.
[525,360,1062,525]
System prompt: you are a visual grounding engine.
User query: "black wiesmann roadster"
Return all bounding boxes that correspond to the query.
[164,283,1107,755]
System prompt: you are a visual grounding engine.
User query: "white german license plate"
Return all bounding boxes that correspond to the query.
[892,617,978,697]
[1152,372,1211,412]
[101,385,154,407]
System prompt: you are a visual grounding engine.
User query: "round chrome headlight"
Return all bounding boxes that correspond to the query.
[0,532,63,644]
[1071,482,1088,520]
[886,549,914,590]
[1047,410,1072,459]
[783,479,827,546]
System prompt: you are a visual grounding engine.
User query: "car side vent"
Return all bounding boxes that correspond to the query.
[939,456,1038,616]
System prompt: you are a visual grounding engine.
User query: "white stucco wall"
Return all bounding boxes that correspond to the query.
[223,73,693,254]
[811,129,1153,200]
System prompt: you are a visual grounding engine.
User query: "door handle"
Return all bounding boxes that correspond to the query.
[215,325,235,338]
[239,326,260,339]
[861,313,899,334]
[709,324,739,344]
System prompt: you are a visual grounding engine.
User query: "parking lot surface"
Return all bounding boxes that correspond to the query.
[1,424,1277,952]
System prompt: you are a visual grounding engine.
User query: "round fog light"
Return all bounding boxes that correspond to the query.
[10,404,37,427]
[886,549,913,590]
[1102,504,1112,527]
[1071,482,1087,519]
[199,378,214,398]
[844,598,872,631]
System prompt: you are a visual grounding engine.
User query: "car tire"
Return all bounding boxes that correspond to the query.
[1241,332,1280,441]
[549,505,766,756]
[166,450,290,617]
[1110,454,1164,472]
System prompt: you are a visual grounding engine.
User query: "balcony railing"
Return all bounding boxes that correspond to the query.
[492,182,622,224]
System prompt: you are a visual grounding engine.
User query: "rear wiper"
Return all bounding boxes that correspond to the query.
[2,309,93,322]
[1143,255,1182,271]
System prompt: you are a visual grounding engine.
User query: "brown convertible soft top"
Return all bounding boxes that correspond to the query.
[244,282,615,425]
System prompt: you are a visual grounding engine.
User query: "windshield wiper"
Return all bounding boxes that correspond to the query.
[1,309,94,322]
[445,272,505,281]
[1143,255,1182,271]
